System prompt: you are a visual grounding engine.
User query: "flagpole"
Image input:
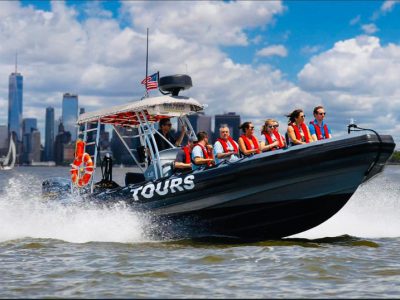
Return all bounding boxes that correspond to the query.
[145,28,149,97]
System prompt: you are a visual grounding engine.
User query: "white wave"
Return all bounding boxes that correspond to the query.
[293,173,400,239]
[0,175,151,244]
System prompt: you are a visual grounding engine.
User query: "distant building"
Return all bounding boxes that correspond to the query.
[8,69,23,142]
[54,122,71,165]
[0,125,8,151]
[62,93,78,141]
[22,118,37,135]
[214,112,241,140]
[22,129,41,164]
[44,107,55,161]
[187,112,212,139]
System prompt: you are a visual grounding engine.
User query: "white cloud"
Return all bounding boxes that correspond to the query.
[301,45,322,55]
[381,0,397,12]
[298,35,400,144]
[350,15,361,26]
[361,23,379,34]
[256,45,288,57]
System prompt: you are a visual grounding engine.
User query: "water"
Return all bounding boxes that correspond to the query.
[0,166,399,298]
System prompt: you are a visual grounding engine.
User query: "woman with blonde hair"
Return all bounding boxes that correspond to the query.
[260,119,286,152]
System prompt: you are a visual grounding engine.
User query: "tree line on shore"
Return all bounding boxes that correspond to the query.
[389,151,400,163]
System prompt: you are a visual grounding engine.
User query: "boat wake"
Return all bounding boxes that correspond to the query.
[293,173,400,239]
[0,175,154,244]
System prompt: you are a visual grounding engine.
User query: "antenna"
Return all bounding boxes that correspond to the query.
[145,28,149,98]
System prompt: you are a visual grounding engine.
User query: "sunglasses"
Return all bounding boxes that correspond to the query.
[249,126,255,130]
[267,125,274,129]
[273,125,279,128]
[300,115,305,118]
[318,112,326,115]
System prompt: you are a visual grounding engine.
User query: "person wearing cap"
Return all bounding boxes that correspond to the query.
[213,126,239,164]
[174,137,195,173]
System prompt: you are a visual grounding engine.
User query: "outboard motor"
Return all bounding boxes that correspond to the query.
[159,74,192,96]
[42,177,71,200]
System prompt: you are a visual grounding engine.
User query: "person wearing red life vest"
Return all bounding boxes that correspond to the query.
[260,119,286,152]
[174,137,195,173]
[213,126,239,164]
[308,105,332,141]
[191,131,215,170]
[238,122,261,157]
[286,109,313,146]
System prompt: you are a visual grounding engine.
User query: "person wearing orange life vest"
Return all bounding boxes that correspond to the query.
[238,122,261,157]
[213,126,239,164]
[174,137,195,173]
[286,109,313,146]
[308,105,332,141]
[260,119,286,152]
[191,131,215,170]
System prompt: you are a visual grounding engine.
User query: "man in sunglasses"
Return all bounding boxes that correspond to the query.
[154,118,186,151]
[309,105,332,141]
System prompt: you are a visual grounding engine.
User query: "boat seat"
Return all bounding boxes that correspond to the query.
[125,172,146,185]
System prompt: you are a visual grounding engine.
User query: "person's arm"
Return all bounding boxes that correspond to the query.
[194,156,214,165]
[260,136,279,152]
[238,137,258,156]
[174,162,192,169]
[308,124,318,142]
[175,125,187,147]
[287,126,305,145]
[306,127,314,143]
[214,142,234,159]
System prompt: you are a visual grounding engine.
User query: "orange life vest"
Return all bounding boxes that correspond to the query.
[263,132,284,150]
[310,121,330,140]
[182,145,191,164]
[193,143,213,166]
[290,123,310,143]
[240,134,261,154]
[216,137,239,153]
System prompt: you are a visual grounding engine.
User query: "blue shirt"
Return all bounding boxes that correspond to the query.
[308,119,331,139]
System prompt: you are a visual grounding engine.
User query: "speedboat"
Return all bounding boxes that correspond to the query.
[42,74,396,241]
[0,135,16,170]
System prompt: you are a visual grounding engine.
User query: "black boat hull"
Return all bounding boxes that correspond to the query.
[44,133,396,241]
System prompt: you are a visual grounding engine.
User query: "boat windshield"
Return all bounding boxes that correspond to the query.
[76,95,205,190]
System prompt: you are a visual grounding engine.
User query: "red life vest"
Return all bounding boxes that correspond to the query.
[310,121,330,140]
[263,132,284,150]
[290,123,310,143]
[182,145,191,164]
[193,143,213,166]
[240,134,260,153]
[216,137,238,153]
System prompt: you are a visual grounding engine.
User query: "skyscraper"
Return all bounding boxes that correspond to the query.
[8,67,23,141]
[62,93,78,141]
[187,112,212,138]
[22,118,37,135]
[45,107,55,161]
[214,112,241,140]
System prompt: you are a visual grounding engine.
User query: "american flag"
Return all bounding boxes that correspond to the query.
[141,72,159,90]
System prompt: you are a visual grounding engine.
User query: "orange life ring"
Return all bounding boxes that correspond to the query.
[70,140,94,187]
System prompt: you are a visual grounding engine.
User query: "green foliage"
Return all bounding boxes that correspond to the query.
[389,151,400,163]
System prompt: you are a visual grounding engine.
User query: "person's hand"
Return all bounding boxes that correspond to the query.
[272,141,279,148]
[181,125,187,134]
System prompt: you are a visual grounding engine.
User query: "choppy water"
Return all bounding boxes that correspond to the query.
[0,166,399,298]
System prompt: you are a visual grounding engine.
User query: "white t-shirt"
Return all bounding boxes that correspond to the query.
[213,140,239,164]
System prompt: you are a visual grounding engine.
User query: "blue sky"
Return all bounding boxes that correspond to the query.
[1,1,400,147]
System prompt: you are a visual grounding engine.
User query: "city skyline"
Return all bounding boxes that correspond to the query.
[0,1,399,149]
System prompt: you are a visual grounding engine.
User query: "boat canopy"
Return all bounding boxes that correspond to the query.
[77,95,205,127]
